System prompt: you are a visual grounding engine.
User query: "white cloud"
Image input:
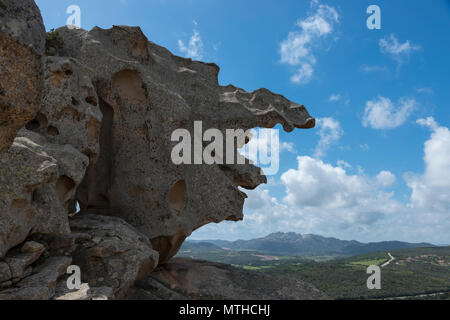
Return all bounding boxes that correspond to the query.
[190,121,450,244]
[275,156,402,238]
[178,22,204,60]
[360,144,370,151]
[192,142,450,243]
[314,117,343,158]
[280,141,296,153]
[376,171,396,187]
[362,97,416,130]
[379,34,420,66]
[291,63,314,84]
[406,117,450,212]
[280,0,339,84]
[417,117,438,130]
[337,160,351,169]
[191,156,401,241]
[329,93,341,102]
[282,157,380,208]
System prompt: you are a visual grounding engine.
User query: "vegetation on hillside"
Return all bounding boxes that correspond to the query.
[177,246,450,300]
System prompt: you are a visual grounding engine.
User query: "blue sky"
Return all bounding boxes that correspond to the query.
[36,0,450,244]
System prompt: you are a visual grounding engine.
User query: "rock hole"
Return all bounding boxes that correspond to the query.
[168,180,187,215]
[85,96,98,106]
[151,234,187,265]
[25,112,48,131]
[76,98,114,214]
[71,97,80,106]
[112,70,148,107]
[31,189,39,202]
[68,199,81,215]
[47,126,59,136]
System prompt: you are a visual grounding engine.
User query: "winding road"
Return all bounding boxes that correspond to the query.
[381,252,395,267]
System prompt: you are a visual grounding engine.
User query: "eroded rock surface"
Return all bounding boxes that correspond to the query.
[52,25,314,263]
[0,129,89,258]
[69,214,159,299]
[131,258,329,300]
[0,255,72,300]
[30,56,102,162]
[0,0,319,300]
[0,0,46,153]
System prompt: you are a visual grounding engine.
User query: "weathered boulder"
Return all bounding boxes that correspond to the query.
[29,56,102,162]
[0,256,71,300]
[0,241,45,289]
[69,214,159,299]
[51,25,315,264]
[0,0,46,153]
[131,258,329,300]
[0,129,89,258]
[0,0,319,301]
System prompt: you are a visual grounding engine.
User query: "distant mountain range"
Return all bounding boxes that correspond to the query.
[184,232,435,257]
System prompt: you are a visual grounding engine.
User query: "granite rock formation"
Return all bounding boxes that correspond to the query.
[55,25,315,264]
[0,0,46,153]
[0,0,318,300]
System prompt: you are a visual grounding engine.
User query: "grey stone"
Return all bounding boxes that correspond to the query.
[0,256,71,300]
[70,214,159,299]
[0,130,89,258]
[0,0,46,153]
[52,25,314,264]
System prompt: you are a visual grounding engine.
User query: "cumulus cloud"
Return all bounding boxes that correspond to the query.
[406,117,450,212]
[178,21,204,60]
[379,34,420,66]
[192,142,450,243]
[362,97,416,130]
[282,157,385,209]
[314,117,343,158]
[376,171,396,187]
[279,0,339,84]
[190,121,450,244]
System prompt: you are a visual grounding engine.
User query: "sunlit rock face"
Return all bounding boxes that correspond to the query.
[53,25,314,263]
[0,0,315,299]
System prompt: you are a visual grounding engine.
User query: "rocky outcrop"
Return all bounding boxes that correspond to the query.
[52,281,114,300]
[30,56,103,162]
[0,255,72,300]
[0,129,89,258]
[0,241,45,289]
[130,258,329,300]
[53,25,314,264]
[0,0,46,153]
[0,0,318,300]
[69,214,159,299]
